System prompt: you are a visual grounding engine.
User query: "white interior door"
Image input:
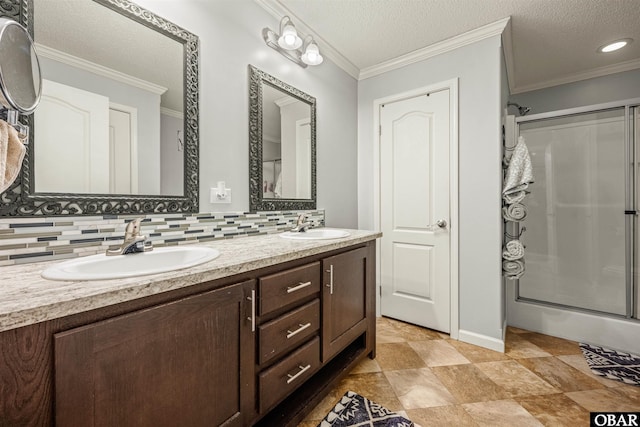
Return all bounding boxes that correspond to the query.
[380,89,451,332]
[35,79,109,193]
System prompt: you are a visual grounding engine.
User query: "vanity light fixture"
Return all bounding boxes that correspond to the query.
[263,16,323,68]
[277,16,302,50]
[598,38,633,53]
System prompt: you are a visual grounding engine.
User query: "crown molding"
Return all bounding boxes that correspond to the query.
[254,0,360,79]
[359,17,510,80]
[160,107,184,119]
[274,95,298,107]
[35,43,168,95]
[510,57,640,94]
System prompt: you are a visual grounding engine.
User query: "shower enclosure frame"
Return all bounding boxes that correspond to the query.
[512,97,639,321]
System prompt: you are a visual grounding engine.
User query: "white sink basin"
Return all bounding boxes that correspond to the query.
[42,246,220,281]
[280,228,351,240]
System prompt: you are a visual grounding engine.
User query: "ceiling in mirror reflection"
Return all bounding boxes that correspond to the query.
[34,0,183,112]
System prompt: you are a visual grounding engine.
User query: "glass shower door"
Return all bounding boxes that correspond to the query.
[518,108,628,315]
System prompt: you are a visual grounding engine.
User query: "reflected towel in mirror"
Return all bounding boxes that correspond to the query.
[274,172,282,198]
[0,119,25,193]
[503,136,533,201]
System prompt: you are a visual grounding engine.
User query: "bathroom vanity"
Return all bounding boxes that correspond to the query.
[0,230,379,427]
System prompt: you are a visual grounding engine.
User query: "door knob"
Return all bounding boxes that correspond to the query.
[427,219,447,230]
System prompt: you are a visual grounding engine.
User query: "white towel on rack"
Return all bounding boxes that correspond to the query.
[503,190,526,204]
[0,120,26,194]
[502,202,527,222]
[502,239,525,261]
[503,259,525,279]
[503,136,533,202]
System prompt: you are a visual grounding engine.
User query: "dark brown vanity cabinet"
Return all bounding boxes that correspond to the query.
[322,247,370,362]
[0,240,376,427]
[54,280,256,427]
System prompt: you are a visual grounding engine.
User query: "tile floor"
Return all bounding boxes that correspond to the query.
[299,317,640,426]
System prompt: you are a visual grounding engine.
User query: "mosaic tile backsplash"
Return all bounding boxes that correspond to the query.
[0,210,325,267]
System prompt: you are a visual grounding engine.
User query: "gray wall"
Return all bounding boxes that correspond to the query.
[510,68,640,114]
[358,36,505,342]
[136,0,359,228]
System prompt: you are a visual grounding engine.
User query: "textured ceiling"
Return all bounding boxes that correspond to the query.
[273,0,640,92]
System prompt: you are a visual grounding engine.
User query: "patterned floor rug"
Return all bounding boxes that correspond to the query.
[580,343,640,386]
[317,391,413,427]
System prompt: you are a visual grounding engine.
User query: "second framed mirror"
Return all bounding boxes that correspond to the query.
[249,65,316,212]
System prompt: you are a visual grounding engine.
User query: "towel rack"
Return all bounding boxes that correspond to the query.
[2,109,29,143]
[505,226,526,240]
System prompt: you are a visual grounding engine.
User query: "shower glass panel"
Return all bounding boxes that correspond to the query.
[518,108,627,315]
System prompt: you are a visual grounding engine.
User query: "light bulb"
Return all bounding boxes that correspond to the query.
[284,33,296,46]
[278,22,302,50]
[301,42,323,65]
[598,38,633,53]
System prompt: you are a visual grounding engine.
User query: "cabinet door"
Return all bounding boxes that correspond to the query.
[54,280,256,427]
[322,247,369,361]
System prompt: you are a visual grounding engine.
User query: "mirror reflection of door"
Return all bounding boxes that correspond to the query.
[262,84,311,200]
[35,79,110,193]
[35,79,139,194]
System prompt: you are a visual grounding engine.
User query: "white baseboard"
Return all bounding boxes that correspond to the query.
[458,329,505,353]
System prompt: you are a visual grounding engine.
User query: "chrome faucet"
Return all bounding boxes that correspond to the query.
[106,218,153,256]
[291,213,312,232]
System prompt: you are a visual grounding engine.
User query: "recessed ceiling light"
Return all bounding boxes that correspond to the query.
[598,38,633,53]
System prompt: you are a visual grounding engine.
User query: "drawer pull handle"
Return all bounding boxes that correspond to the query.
[287,281,312,293]
[286,322,312,339]
[286,364,311,384]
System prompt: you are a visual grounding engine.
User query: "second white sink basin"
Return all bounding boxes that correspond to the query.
[42,246,220,281]
[280,228,351,240]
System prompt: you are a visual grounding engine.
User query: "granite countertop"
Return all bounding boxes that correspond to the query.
[0,229,381,333]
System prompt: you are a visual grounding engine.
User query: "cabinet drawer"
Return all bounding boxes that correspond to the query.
[258,336,320,413]
[258,299,319,365]
[259,262,320,315]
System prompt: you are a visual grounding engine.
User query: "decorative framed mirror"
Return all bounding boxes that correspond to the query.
[0,0,199,216]
[248,65,316,212]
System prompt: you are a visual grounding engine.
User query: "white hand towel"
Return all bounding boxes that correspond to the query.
[502,202,527,222]
[502,239,525,261]
[503,136,533,201]
[503,259,525,279]
[0,120,26,193]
